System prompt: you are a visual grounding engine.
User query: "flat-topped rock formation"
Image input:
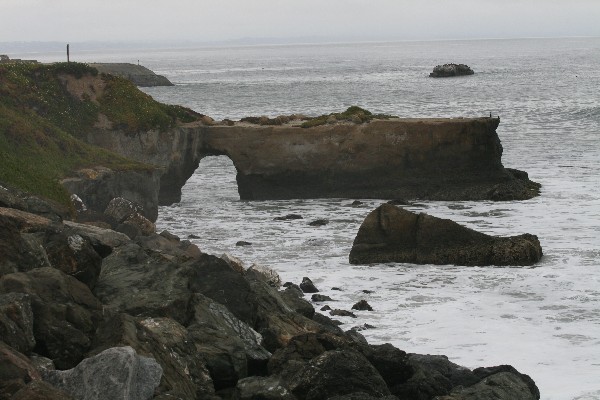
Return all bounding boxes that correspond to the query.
[349,204,543,266]
[82,116,540,206]
[89,63,173,87]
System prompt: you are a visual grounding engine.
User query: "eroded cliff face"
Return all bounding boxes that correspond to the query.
[82,117,539,205]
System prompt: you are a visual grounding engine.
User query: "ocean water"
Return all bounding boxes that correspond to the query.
[21,38,600,399]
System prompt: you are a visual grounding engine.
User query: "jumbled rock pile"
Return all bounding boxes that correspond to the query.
[0,188,541,399]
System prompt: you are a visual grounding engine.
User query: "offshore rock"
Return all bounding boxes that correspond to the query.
[430,63,475,78]
[41,346,162,400]
[349,204,543,266]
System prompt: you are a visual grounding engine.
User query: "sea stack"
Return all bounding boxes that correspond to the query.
[349,204,543,266]
[430,63,475,77]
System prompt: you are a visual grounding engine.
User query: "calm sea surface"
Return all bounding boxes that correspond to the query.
[22,38,600,399]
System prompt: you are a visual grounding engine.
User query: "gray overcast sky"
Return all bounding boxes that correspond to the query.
[2,0,600,43]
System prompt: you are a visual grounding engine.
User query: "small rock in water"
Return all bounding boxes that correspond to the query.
[331,287,343,291]
[330,309,357,318]
[283,282,302,292]
[309,219,329,226]
[300,277,319,293]
[352,300,374,311]
[350,200,363,207]
[273,214,303,221]
[311,294,334,302]
[236,240,252,246]
[387,198,409,205]
[321,305,332,311]
[351,323,377,331]
[429,63,475,78]
[362,290,374,294]
[187,234,201,239]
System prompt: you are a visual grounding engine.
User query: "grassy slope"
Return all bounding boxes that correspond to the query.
[0,62,198,206]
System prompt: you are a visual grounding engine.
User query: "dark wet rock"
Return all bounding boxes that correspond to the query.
[489,168,542,201]
[0,184,69,222]
[409,354,479,387]
[391,366,452,399]
[280,286,315,319]
[320,305,332,311]
[351,323,377,331]
[0,341,42,399]
[236,376,297,400]
[472,364,540,399]
[236,240,252,246]
[287,350,391,400]
[41,346,162,400]
[440,372,539,400]
[328,394,399,400]
[330,309,357,318]
[387,199,409,205]
[430,63,475,78]
[10,380,73,400]
[344,329,369,346]
[332,287,343,291]
[363,344,414,390]
[43,229,103,289]
[352,300,373,311]
[283,282,302,292]
[311,294,334,302]
[187,294,272,390]
[274,214,303,221]
[309,219,329,226]
[300,277,319,293]
[312,313,344,330]
[188,233,201,239]
[0,268,102,369]
[351,201,363,207]
[349,204,543,266]
[362,290,374,294]
[0,293,35,353]
[91,313,217,399]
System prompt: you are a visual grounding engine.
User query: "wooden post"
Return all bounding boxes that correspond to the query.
[67,44,70,63]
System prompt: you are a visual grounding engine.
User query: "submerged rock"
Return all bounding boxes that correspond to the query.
[349,204,542,266]
[430,63,475,78]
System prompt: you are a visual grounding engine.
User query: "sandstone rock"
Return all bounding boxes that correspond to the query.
[430,63,475,78]
[300,277,319,293]
[63,220,130,256]
[349,204,543,266]
[246,264,282,288]
[42,346,162,400]
[0,293,35,353]
[220,252,246,273]
[122,212,155,237]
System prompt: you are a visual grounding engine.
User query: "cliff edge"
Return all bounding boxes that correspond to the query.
[89,63,174,87]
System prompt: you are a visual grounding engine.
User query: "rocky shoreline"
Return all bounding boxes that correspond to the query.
[0,186,541,399]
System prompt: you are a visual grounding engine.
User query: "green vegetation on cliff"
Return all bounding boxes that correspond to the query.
[0,62,198,206]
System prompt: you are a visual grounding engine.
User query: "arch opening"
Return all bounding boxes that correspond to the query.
[180,155,240,204]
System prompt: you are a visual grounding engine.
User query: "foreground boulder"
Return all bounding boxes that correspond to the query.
[430,63,474,77]
[41,346,162,400]
[349,204,542,266]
